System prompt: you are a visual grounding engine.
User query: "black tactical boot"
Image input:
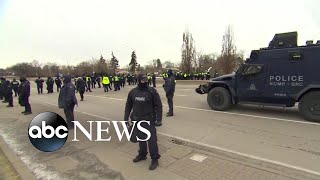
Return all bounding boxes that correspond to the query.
[149,159,159,170]
[133,155,147,163]
[24,112,32,115]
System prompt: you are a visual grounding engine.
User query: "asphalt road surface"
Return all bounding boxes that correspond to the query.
[2,80,320,179]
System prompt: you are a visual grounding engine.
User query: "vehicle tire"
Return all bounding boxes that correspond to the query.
[298,91,320,122]
[207,87,232,111]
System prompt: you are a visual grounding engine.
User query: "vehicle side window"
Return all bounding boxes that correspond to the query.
[288,51,303,61]
[241,64,263,76]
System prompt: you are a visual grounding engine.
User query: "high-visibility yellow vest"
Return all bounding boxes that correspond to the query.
[113,76,119,81]
[86,77,91,82]
[102,76,110,84]
[184,74,187,77]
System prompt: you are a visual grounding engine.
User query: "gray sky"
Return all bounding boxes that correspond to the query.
[0,0,319,69]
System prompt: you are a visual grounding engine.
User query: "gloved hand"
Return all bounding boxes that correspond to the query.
[155,121,162,127]
[162,84,164,88]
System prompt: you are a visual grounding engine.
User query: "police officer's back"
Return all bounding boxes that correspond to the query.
[163,69,175,116]
[11,78,19,97]
[76,76,86,101]
[124,73,163,170]
[19,77,32,115]
[58,75,78,128]
[5,80,13,107]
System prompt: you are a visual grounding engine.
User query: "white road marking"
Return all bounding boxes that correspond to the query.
[83,94,320,126]
[31,100,320,176]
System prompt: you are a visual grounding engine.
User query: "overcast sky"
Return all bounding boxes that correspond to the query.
[0,0,319,69]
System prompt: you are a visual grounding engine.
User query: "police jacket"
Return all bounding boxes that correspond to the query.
[58,76,78,109]
[76,78,86,91]
[20,81,30,98]
[11,80,19,88]
[164,76,175,94]
[6,84,13,96]
[124,86,162,123]
[35,79,44,87]
[55,78,62,86]
[102,76,110,85]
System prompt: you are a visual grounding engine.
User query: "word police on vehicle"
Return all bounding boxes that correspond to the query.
[269,75,304,86]
[28,112,151,152]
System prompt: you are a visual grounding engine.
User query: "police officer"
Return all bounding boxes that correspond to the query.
[11,78,19,96]
[46,77,54,93]
[96,74,101,88]
[91,74,96,89]
[19,77,32,115]
[55,76,62,92]
[147,73,152,86]
[58,75,78,129]
[0,77,4,100]
[35,76,44,94]
[76,76,86,101]
[152,73,156,87]
[113,74,120,91]
[163,69,175,117]
[85,75,92,92]
[2,78,8,103]
[124,73,163,170]
[5,80,13,107]
[102,74,110,92]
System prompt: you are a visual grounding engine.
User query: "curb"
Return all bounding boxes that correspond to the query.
[0,136,36,180]
[158,133,320,180]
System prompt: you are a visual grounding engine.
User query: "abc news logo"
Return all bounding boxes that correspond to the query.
[28,112,151,152]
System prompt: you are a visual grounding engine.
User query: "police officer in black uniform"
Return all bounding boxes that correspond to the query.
[2,78,8,103]
[55,76,62,92]
[152,73,156,87]
[124,73,163,170]
[163,69,175,117]
[5,80,13,107]
[58,75,78,129]
[19,77,32,115]
[46,77,54,93]
[76,76,86,101]
[35,77,44,94]
[11,78,19,97]
[0,77,4,100]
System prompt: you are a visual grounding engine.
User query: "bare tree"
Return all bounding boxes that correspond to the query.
[217,25,237,74]
[181,29,196,73]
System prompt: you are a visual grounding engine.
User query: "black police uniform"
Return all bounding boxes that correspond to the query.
[11,79,19,97]
[2,79,8,103]
[46,77,54,93]
[164,70,175,116]
[5,81,13,107]
[96,75,101,88]
[76,77,86,101]
[19,78,32,114]
[152,74,156,87]
[0,78,4,100]
[55,77,62,92]
[58,75,78,128]
[35,78,44,94]
[124,75,163,170]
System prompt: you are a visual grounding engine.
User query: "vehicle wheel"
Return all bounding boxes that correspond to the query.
[207,87,232,111]
[299,91,320,122]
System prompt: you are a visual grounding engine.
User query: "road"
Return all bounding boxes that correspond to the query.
[1,80,320,179]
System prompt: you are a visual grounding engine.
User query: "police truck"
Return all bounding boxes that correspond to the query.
[196,32,320,122]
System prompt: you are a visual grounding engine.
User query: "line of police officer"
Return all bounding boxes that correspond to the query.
[0,77,32,115]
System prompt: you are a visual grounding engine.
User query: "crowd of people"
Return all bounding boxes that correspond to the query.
[161,71,219,80]
[0,69,181,170]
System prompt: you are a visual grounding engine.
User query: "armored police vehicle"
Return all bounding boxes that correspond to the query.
[196,32,320,122]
